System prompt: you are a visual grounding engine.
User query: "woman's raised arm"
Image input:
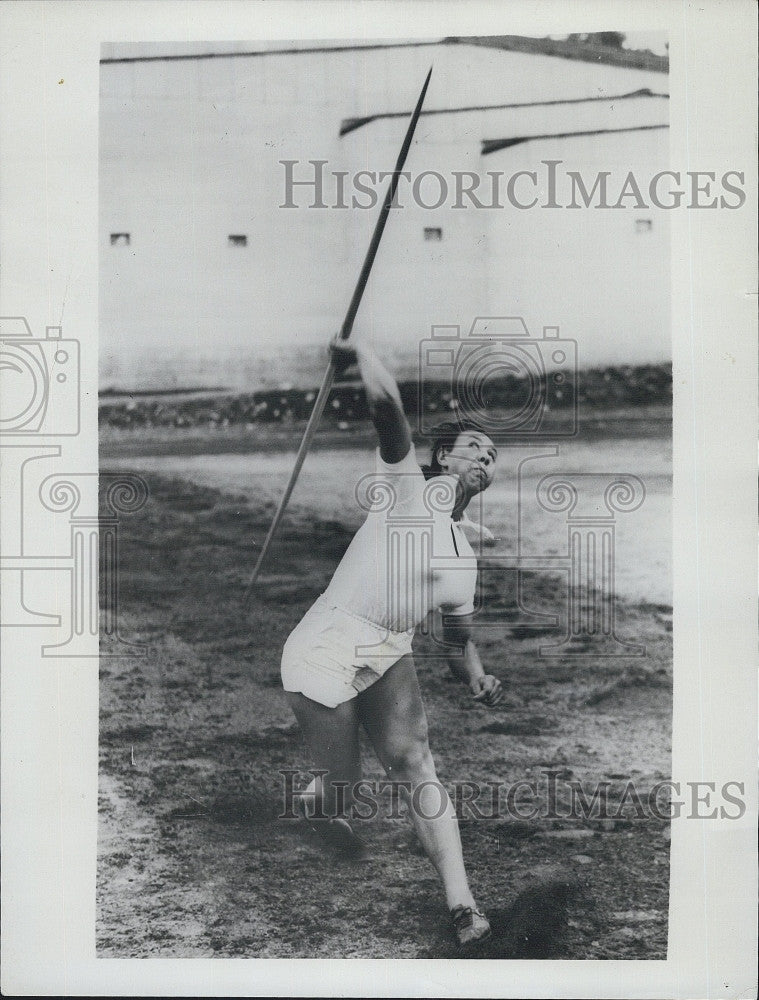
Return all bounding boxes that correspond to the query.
[330,339,412,465]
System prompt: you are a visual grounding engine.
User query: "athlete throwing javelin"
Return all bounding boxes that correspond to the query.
[281,337,503,947]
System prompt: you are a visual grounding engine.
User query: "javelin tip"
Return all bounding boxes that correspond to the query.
[411,65,433,118]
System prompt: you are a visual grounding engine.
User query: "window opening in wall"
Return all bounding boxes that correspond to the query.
[110,233,130,246]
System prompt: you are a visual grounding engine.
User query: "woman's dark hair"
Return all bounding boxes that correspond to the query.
[421,419,487,480]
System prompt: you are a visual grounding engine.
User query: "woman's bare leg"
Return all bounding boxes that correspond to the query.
[285,690,361,819]
[357,655,476,910]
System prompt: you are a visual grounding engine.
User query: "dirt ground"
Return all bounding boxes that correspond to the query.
[97,433,673,960]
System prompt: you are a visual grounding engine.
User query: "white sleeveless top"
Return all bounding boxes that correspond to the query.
[322,445,478,632]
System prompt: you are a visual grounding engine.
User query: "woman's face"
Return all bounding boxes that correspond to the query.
[439,431,497,493]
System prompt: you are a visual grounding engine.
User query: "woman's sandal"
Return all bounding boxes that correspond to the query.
[450,904,492,946]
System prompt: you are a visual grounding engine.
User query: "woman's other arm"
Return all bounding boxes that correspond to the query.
[442,614,504,707]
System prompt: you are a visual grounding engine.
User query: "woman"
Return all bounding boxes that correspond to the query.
[281,337,503,947]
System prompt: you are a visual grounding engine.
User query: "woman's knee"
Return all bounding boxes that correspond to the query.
[384,735,436,781]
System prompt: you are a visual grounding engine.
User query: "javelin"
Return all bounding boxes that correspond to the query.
[242,66,433,600]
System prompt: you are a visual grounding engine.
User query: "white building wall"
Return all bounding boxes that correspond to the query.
[99,41,669,390]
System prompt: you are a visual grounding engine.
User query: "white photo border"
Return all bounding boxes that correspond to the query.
[0,1,756,996]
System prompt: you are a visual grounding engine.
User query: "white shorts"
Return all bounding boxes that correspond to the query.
[280,595,414,708]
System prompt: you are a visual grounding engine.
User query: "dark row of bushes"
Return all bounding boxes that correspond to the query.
[99,365,671,431]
